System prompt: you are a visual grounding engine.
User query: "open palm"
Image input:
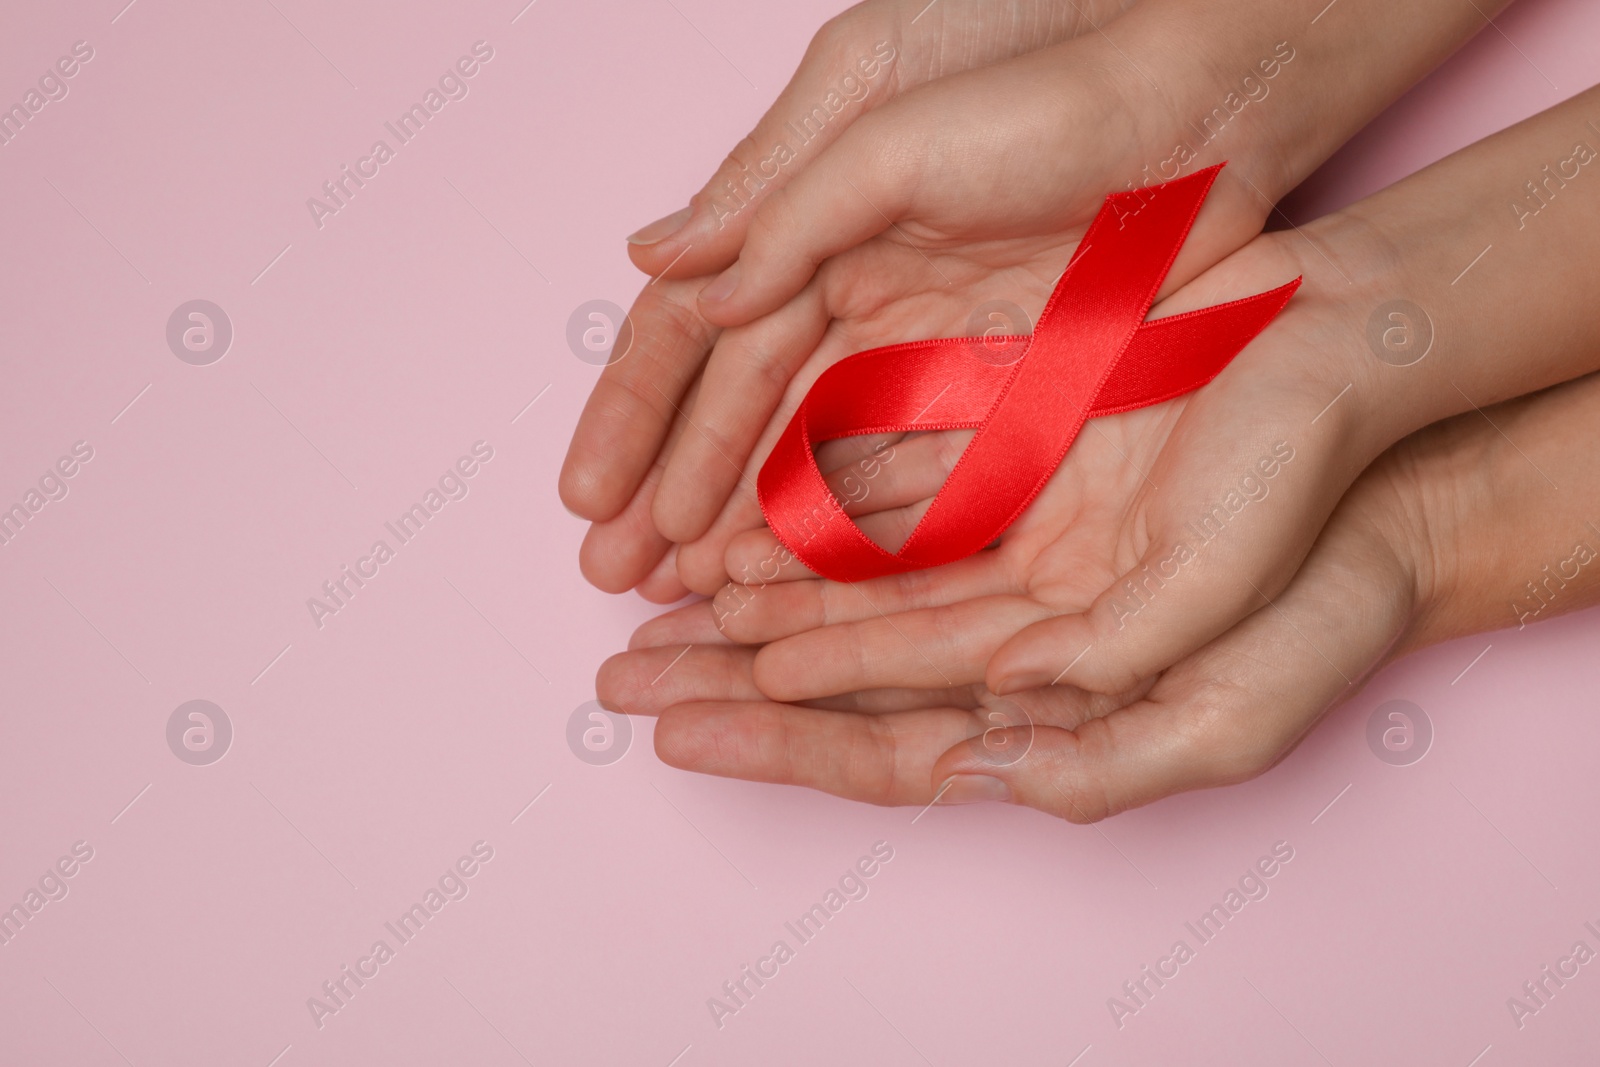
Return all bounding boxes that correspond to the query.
[568,24,1288,599]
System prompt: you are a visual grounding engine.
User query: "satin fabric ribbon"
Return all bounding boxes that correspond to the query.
[757,163,1301,583]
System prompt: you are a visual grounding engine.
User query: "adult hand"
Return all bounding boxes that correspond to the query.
[599,372,1600,820]
[640,82,1600,698]
[562,0,1129,597]
[566,0,1506,599]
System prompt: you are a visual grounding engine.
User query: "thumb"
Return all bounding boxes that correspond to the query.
[694,108,918,326]
[928,698,1261,823]
[626,30,902,281]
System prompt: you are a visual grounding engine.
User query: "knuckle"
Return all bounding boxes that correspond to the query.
[1051,775,1116,825]
[857,715,901,807]
[594,653,644,712]
[603,372,674,431]
[733,339,796,398]
[749,645,788,698]
[893,567,936,612]
[744,185,796,256]
[807,11,858,59]
[634,289,713,356]
[712,584,758,640]
[1179,684,1284,785]
[689,416,742,471]
[930,430,968,480]
[1050,723,1120,823]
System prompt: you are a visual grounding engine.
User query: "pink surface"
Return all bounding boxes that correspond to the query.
[1,1,1596,1063]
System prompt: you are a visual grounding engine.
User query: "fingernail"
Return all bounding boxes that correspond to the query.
[988,673,1023,696]
[627,206,692,246]
[700,263,740,305]
[936,775,1012,805]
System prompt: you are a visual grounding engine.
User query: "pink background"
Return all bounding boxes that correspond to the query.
[1,0,1597,1063]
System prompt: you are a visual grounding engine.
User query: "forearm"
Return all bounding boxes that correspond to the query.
[1391,373,1600,655]
[1104,0,1511,199]
[1317,84,1600,451]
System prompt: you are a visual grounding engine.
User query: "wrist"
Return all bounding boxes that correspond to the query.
[1108,0,1510,206]
[1267,204,1449,460]
[1085,33,1285,209]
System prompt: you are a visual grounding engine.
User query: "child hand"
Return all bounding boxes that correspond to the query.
[563,0,1503,598]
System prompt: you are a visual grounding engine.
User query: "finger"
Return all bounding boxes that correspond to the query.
[652,284,829,542]
[706,427,968,593]
[987,360,1348,696]
[713,550,1010,645]
[929,680,1316,823]
[625,15,909,281]
[655,701,975,807]
[723,500,940,589]
[577,395,699,593]
[668,349,921,594]
[634,544,692,605]
[626,0,1113,278]
[805,684,988,715]
[696,109,916,327]
[597,644,763,718]
[578,466,673,594]
[646,683,1150,806]
[819,429,969,519]
[629,600,731,651]
[948,517,1405,822]
[676,426,934,592]
[612,623,992,713]
[813,431,905,476]
[753,595,1052,700]
[560,278,719,522]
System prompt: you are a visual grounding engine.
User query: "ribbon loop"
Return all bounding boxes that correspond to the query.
[757,164,1301,583]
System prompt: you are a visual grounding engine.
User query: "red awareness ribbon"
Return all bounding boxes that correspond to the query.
[756,163,1301,584]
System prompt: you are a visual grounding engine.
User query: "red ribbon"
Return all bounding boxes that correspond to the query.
[757,163,1301,583]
